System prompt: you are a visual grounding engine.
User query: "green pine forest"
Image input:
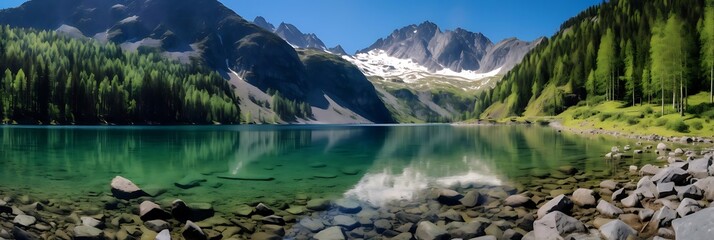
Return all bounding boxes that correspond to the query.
[476,0,714,121]
[0,26,240,124]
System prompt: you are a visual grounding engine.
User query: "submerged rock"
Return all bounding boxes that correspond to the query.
[110,176,146,200]
[181,220,207,240]
[314,226,345,240]
[459,190,482,207]
[73,226,104,240]
[175,172,207,189]
[415,221,449,240]
[335,199,361,214]
[13,214,36,227]
[155,229,171,240]
[504,194,535,208]
[306,199,331,211]
[139,201,171,221]
[435,189,463,206]
[299,218,325,233]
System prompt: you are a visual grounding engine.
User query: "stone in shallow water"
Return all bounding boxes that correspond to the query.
[504,194,535,208]
[251,232,281,240]
[309,162,327,168]
[216,173,274,181]
[299,218,325,233]
[254,203,274,216]
[335,199,361,214]
[13,214,36,227]
[314,226,345,240]
[145,220,171,232]
[140,201,171,221]
[415,221,449,240]
[672,207,714,239]
[599,219,636,240]
[73,226,104,240]
[333,215,359,230]
[435,189,463,206]
[306,199,331,211]
[537,194,573,219]
[155,229,170,240]
[459,190,482,207]
[81,216,103,229]
[182,220,206,240]
[285,206,306,215]
[339,167,361,175]
[110,176,146,200]
[174,172,207,189]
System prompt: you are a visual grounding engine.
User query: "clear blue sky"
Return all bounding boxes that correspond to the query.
[1,0,602,54]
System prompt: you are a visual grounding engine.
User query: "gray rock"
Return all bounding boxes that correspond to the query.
[635,177,657,199]
[572,188,599,207]
[254,203,274,216]
[374,219,392,233]
[596,200,623,218]
[459,190,482,207]
[396,212,421,223]
[504,194,535,208]
[693,177,714,201]
[175,172,207,189]
[611,188,627,202]
[652,206,677,227]
[251,232,281,240]
[598,220,636,240]
[600,180,618,190]
[299,218,325,233]
[687,157,712,178]
[391,232,413,240]
[145,220,171,232]
[335,199,361,214]
[171,199,192,222]
[657,182,676,198]
[537,194,574,219]
[672,207,714,240]
[533,211,587,240]
[110,176,146,200]
[676,184,704,200]
[657,143,667,151]
[436,189,463,206]
[502,229,523,240]
[260,215,285,225]
[181,220,206,240]
[306,199,331,211]
[333,215,359,230]
[470,236,497,240]
[415,221,449,240]
[676,198,701,217]
[620,193,640,208]
[155,229,171,240]
[13,214,36,227]
[651,167,689,185]
[73,226,104,240]
[638,208,654,221]
[314,226,345,240]
[450,221,485,239]
[140,201,171,221]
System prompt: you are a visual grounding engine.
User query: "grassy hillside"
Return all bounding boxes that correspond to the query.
[475,0,714,121]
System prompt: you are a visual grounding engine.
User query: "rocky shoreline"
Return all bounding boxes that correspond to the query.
[1,139,714,239]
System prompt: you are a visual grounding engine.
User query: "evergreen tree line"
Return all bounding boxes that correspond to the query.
[475,0,714,117]
[0,26,240,124]
[267,89,313,121]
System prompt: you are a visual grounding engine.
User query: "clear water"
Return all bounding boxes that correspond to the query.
[0,124,654,212]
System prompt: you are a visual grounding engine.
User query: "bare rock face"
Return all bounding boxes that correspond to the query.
[673,207,714,239]
[110,176,146,200]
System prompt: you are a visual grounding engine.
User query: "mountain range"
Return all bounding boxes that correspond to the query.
[0,0,543,124]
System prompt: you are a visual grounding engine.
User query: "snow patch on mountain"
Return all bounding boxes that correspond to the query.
[344,50,501,83]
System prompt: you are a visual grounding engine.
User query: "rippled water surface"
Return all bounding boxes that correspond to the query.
[0,124,654,211]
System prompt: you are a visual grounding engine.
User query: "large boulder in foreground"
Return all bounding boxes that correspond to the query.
[537,194,574,219]
[533,211,587,240]
[110,176,146,200]
[673,207,714,239]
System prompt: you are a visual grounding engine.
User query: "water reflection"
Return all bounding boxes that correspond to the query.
[0,125,651,206]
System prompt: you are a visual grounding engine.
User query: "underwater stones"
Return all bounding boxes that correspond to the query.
[306,199,331,211]
[459,190,482,207]
[174,173,206,189]
[572,188,599,207]
[181,221,206,240]
[110,176,146,200]
[299,218,325,233]
[144,220,171,232]
[260,215,285,226]
[139,201,171,221]
[338,167,361,175]
[333,215,359,230]
[537,194,573,219]
[672,207,714,240]
[396,212,421,223]
[373,219,392,233]
[81,216,103,229]
[435,189,463,206]
[313,173,338,179]
[171,200,192,222]
[13,214,36,227]
[309,162,327,168]
[596,200,623,218]
[216,174,274,181]
[598,220,636,240]
[254,203,274,216]
[533,211,587,240]
[285,206,306,215]
[557,166,578,175]
[251,232,282,240]
[314,226,345,240]
[335,199,361,214]
[415,221,449,240]
[73,226,105,240]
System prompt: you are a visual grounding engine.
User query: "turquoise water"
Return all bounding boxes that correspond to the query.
[0,124,653,212]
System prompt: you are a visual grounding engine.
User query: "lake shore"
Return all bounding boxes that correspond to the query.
[2,124,714,239]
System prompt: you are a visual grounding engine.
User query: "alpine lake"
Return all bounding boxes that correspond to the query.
[0,124,678,239]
